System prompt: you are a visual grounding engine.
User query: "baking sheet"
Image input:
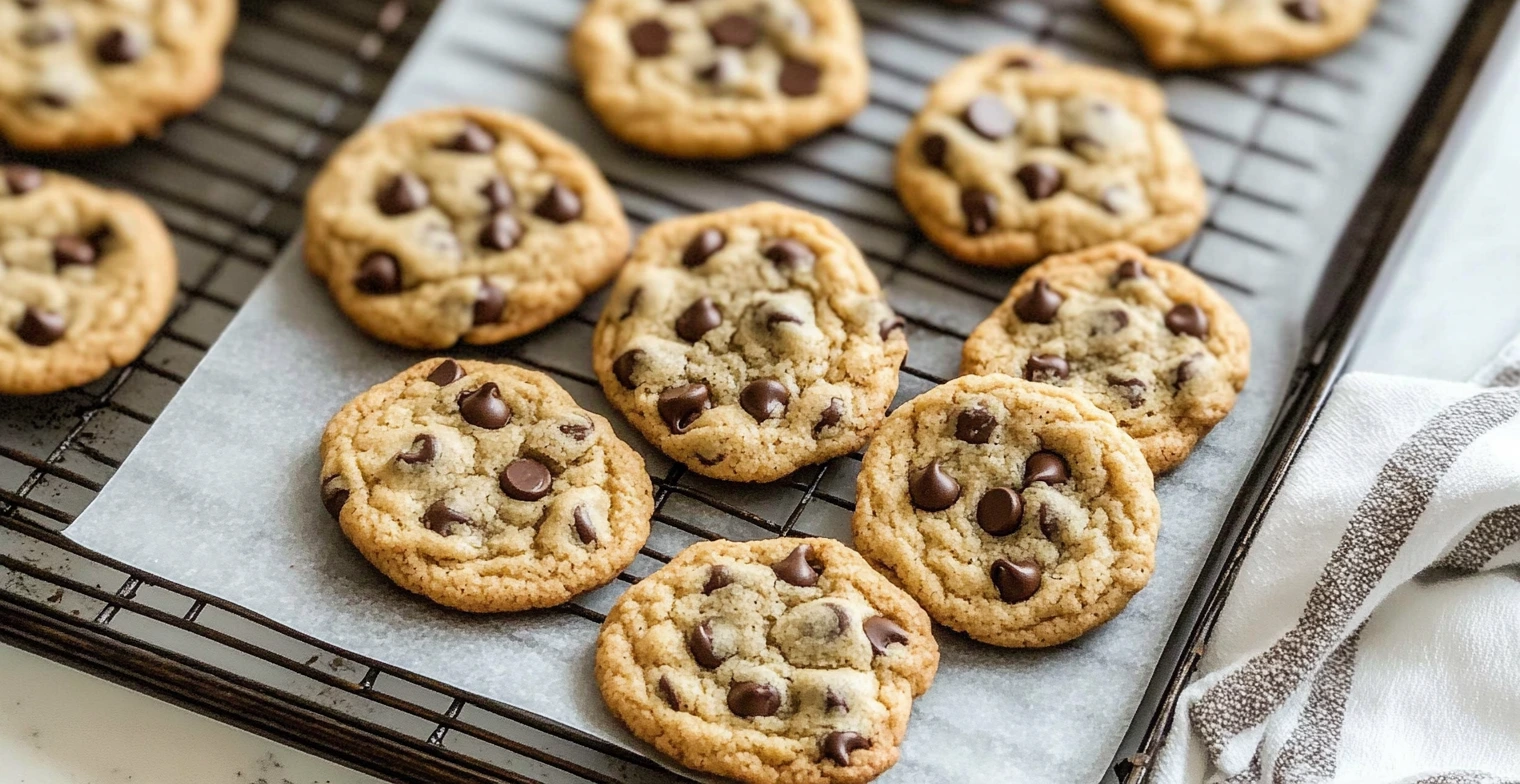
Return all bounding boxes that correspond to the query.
[63,0,1465,781]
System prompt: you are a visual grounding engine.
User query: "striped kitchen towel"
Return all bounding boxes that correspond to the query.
[1153,341,1520,784]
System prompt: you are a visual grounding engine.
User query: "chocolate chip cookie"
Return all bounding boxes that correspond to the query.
[592,202,906,482]
[852,374,1160,648]
[895,45,1206,267]
[0,167,176,395]
[571,0,869,158]
[0,0,236,150]
[1102,0,1379,70]
[596,538,938,784]
[304,107,631,349]
[961,243,1250,474]
[320,359,654,612]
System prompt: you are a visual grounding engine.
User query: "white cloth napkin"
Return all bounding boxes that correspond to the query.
[1153,341,1520,784]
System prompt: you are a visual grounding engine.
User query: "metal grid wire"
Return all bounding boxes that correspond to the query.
[0,0,1441,782]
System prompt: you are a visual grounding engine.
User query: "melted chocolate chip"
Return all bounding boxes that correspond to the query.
[961,188,997,236]
[688,620,726,669]
[763,239,814,269]
[772,543,820,587]
[955,406,996,444]
[825,688,849,713]
[427,359,464,386]
[910,460,960,511]
[500,458,552,501]
[376,172,429,215]
[920,133,948,169]
[629,19,671,56]
[559,419,593,441]
[15,307,64,346]
[1114,259,1146,282]
[1175,356,1201,387]
[825,603,851,636]
[822,731,871,766]
[423,500,471,535]
[1038,503,1060,541]
[481,177,514,212]
[727,682,780,718]
[1024,450,1069,486]
[675,297,722,342]
[444,121,496,153]
[459,383,511,429]
[95,27,142,64]
[1024,354,1070,382]
[612,350,642,390]
[479,212,523,251]
[657,675,680,709]
[569,506,597,544]
[1165,303,1209,338]
[766,311,802,329]
[977,487,1023,536]
[778,58,821,97]
[1108,375,1147,408]
[474,280,506,325]
[862,615,909,656]
[708,13,760,47]
[657,383,710,434]
[703,565,733,594]
[354,252,401,294]
[991,558,1041,603]
[740,378,790,422]
[4,165,42,195]
[53,236,97,269]
[1283,0,1323,22]
[1013,279,1062,324]
[682,228,725,267]
[813,398,844,437]
[879,316,906,341]
[533,183,581,223]
[321,477,348,519]
[1016,162,1064,200]
[1092,308,1129,336]
[964,95,1015,140]
[397,434,437,465]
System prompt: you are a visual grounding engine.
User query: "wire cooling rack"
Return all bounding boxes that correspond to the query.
[0,0,1507,782]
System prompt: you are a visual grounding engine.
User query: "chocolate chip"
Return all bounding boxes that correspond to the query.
[863,615,909,656]
[479,213,523,252]
[920,133,948,169]
[772,543,820,587]
[910,460,960,511]
[977,487,1023,536]
[740,379,790,422]
[620,288,642,321]
[964,95,1015,139]
[397,434,437,465]
[445,122,496,153]
[657,383,710,434]
[629,19,671,56]
[767,310,802,329]
[698,52,744,85]
[1176,356,1200,387]
[1016,162,1064,200]
[763,239,814,269]
[15,307,64,346]
[1013,279,1062,324]
[727,682,780,718]
[675,297,722,342]
[474,279,506,325]
[1024,451,1069,486]
[1165,303,1209,338]
[778,58,821,97]
[825,688,848,713]
[991,558,1041,603]
[354,252,402,293]
[20,18,71,46]
[459,383,511,429]
[481,177,514,212]
[95,27,142,64]
[1024,354,1069,382]
[703,565,733,594]
[4,165,42,195]
[879,316,905,341]
[423,500,471,535]
[376,172,429,215]
[533,183,581,223]
[37,92,70,109]
[53,236,97,269]
[1061,133,1098,156]
[821,731,871,766]
[1283,0,1323,22]
[427,359,464,386]
[955,406,996,444]
[559,419,593,441]
[813,398,844,437]
[1108,375,1146,408]
[1114,259,1146,282]
[497,459,551,502]
[688,620,726,669]
[961,189,997,236]
[682,228,725,267]
[1091,308,1129,336]
[824,603,851,637]
[612,350,642,390]
[1038,503,1060,540]
[321,477,348,519]
[708,13,760,47]
[657,675,680,709]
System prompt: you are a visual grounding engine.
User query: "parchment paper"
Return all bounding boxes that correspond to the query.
[64,0,1465,780]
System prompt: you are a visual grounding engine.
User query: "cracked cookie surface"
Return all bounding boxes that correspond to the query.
[320,359,653,612]
[0,167,176,395]
[852,374,1160,648]
[596,537,938,784]
[895,45,1205,267]
[571,0,868,157]
[304,107,630,349]
[0,0,236,150]
[1102,0,1378,69]
[592,202,906,483]
[961,243,1250,473]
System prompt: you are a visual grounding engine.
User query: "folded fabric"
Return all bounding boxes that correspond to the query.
[1154,339,1520,784]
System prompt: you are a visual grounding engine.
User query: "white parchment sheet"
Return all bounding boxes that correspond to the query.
[65,0,1463,780]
